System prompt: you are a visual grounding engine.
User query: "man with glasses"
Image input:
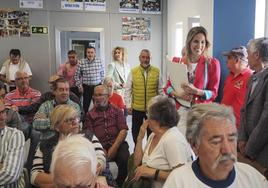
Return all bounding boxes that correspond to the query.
[0,49,32,91]
[4,71,41,124]
[0,100,25,188]
[33,77,81,139]
[84,85,129,187]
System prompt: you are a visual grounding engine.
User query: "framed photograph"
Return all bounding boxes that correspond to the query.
[142,0,161,14]
[119,0,139,13]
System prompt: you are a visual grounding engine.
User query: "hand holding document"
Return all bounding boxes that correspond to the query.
[167,61,191,107]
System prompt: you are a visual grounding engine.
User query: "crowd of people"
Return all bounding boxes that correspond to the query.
[0,26,268,188]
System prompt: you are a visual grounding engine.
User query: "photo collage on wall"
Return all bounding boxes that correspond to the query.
[122,16,151,41]
[0,9,30,38]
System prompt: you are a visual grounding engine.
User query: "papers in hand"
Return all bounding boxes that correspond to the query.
[167,61,191,107]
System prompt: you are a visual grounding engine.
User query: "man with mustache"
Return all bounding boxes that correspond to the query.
[84,85,129,187]
[164,103,268,188]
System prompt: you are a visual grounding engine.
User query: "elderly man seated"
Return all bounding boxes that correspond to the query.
[164,103,268,188]
[83,85,129,187]
[18,74,81,116]
[0,100,25,187]
[51,134,111,188]
[4,71,41,124]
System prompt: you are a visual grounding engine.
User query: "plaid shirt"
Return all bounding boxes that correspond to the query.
[74,58,104,86]
[83,104,128,150]
[32,99,81,139]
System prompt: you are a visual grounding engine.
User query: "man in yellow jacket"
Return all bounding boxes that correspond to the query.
[125,49,163,144]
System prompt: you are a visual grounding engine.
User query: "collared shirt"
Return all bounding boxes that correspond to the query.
[74,58,104,86]
[124,65,164,109]
[4,87,41,107]
[0,59,32,82]
[221,68,252,128]
[0,126,25,188]
[32,99,81,139]
[83,104,128,150]
[57,61,80,87]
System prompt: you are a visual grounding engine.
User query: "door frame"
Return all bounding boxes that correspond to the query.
[55,27,105,68]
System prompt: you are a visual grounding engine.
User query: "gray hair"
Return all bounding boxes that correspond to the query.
[247,37,268,62]
[147,95,179,128]
[186,103,236,145]
[51,134,97,183]
[94,84,109,94]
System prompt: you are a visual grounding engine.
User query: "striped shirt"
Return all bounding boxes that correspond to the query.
[0,127,25,188]
[74,58,104,86]
[4,87,41,107]
[30,134,106,186]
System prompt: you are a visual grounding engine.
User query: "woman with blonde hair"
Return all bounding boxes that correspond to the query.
[107,46,130,97]
[31,105,106,187]
[164,26,221,133]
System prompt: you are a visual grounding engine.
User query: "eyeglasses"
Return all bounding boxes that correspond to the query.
[63,116,80,125]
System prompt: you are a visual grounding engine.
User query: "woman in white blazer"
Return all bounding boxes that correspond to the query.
[107,46,130,98]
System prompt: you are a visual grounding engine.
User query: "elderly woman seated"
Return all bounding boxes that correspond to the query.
[132,96,193,188]
[30,105,106,187]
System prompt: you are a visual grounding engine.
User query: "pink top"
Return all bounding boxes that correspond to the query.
[57,61,79,87]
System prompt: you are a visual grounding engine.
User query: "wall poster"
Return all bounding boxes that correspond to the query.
[142,0,161,14]
[61,0,83,10]
[0,9,30,38]
[19,0,43,9]
[122,16,151,41]
[85,0,106,11]
[119,0,139,13]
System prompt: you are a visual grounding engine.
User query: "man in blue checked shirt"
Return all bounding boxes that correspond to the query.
[74,46,104,113]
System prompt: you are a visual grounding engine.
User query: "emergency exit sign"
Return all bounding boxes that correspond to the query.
[31,26,48,34]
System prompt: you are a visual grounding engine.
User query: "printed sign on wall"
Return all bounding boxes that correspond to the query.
[122,16,151,41]
[19,0,43,9]
[61,0,83,10]
[85,0,106,11]
[119,0,139,13]
[142,0,161,14]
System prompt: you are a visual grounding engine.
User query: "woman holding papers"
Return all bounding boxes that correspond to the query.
[164,26,220,134]
[164,26,220,105]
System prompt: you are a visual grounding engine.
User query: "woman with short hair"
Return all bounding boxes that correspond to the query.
[131,96,193,188]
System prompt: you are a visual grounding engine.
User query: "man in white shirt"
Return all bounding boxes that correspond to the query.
[164,103,268,188]
[124,49,163,144]
[0,49,32,91]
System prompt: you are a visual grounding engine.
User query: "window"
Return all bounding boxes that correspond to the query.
[188,15,200,30]
[175,22,183,57]
[255,0,266,38]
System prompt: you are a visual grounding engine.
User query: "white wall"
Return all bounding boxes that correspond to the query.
[0,0,164,92]
[167,0,214,58]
